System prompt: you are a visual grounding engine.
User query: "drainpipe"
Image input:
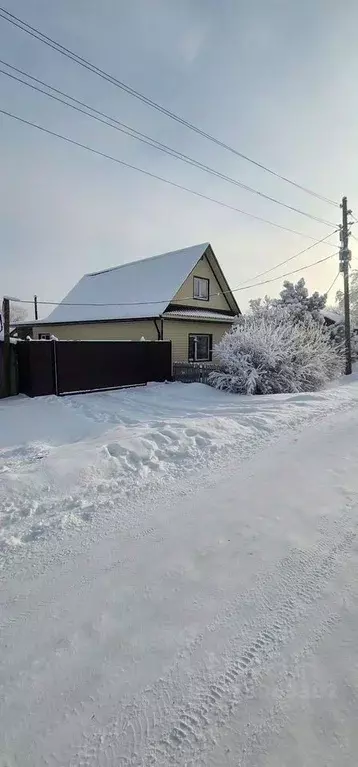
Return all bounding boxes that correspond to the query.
[153,317,164,340]
[153,318,161,340]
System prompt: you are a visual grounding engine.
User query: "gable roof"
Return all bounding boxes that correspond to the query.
[39,243,240,324]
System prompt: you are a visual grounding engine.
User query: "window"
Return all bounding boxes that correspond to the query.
[193,276,209,301]
[188,334,213,362]
[39,333,51,340]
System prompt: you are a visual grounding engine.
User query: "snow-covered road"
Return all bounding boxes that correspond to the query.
[2,381,358,765]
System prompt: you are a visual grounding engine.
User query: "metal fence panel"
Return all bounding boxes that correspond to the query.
[0,342,19,398]
[16,340,172,397]
[16,341,56,397]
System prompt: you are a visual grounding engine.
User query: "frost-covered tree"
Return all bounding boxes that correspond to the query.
[247,278,324,320]
[248,295,274,316]
[277,278,327,321]
[10,303,28,325]
[248,279,327,324]
[324,270,358,361]
[336,270,358,326]
[328,319,358,362]
[209,310,343,395]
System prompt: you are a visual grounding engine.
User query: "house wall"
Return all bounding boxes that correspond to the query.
[162,319,232,362]
[33,320,158,341]
[33,318,232,363]
[173,255,232,312]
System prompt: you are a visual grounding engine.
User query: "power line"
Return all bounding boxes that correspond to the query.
[325,271,340,296]
[15,252,337,309]
[0,62,336,228]
[0,5,339,209]
[237,229,338,287]
[0,106,334,241]
[198,252,337,293]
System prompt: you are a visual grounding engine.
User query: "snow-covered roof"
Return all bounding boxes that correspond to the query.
[40,243,211,324]
[321,309,344,325]
[164,309,235,322]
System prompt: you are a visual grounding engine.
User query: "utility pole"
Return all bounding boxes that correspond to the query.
[34,294,38,321]
[339,196,352,375]
[1,296,11,397]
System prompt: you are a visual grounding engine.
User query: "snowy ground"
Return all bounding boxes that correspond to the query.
[1,380,358,558]
[2,379,358,765]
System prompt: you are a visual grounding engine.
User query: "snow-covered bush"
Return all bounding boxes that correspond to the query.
[209,310,343,395]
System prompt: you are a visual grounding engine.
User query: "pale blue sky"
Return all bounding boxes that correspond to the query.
[1,0,358,318]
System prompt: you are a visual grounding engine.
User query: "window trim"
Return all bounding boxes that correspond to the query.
[38,333,51,340]
[193,275,210,302]
[188,333,213,362]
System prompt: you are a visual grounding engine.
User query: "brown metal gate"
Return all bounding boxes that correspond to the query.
[16,340,172,397]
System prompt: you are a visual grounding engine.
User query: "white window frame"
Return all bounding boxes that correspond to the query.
[188,334,212,362]
[193,276,209,301]
[38,333,51,340]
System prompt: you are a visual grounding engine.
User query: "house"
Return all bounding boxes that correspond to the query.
[32,243,241,363]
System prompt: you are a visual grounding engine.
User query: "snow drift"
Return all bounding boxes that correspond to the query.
[1,379,357,556]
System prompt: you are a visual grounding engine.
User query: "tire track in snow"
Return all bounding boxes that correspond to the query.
[199,612,342,767]
[150,529,356,765]
[232,617,342,767]
[68,511,358,767]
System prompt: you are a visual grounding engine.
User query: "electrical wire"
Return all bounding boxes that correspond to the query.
[217,252,337,293]
[0,106,335,241]
[15,252,337,309]
[235,229,339,287]
[0,5,339,208]
[324,271,340,296]
[0,62,336,227]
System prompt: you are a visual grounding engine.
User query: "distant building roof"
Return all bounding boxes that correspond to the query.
[321,309,344,325]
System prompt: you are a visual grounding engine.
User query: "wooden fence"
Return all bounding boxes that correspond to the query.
[16,340,172,397]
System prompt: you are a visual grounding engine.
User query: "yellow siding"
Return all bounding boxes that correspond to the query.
[33,320,158,341]
[33,318,232,363]
[163,319,232,362]
[173,255,232,312]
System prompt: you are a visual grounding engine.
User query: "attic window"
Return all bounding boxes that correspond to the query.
[193,276,209,301]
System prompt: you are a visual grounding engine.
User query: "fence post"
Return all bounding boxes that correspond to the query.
[0,297,11,398]
[52,339,59,395]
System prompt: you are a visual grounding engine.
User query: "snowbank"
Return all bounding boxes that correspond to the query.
[1,380,358,555]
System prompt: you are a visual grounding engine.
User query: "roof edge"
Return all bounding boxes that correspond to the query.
[31,315,161,327]
[205,245,241,315]
[86,242,210,278]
